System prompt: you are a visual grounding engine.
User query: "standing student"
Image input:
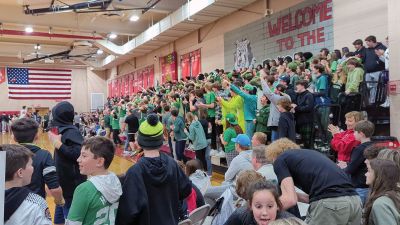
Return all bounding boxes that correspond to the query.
[364,159,400,225]
[230,83,258,139]
[255,95,271,142]
[261,71,291,142]
[103,109,111,139]
[266,138,362,225]
[110,110,122,145]
[344,120,375,205]
[220,113,243,166]
[292,80,314,148]
[198,82,217,150]
[11,118,64,208]
[122,109,139,153]
[186,112,208,171]
[170,108,188,162]
[277,98,296,142]
[116,114,192,225]
[66,137,122,225]
[3,144,52,225]
[73,112,81,129]
[48,101,86,225]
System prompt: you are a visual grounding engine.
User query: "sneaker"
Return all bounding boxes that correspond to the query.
[216,151,226,158]
[210,149,218,156]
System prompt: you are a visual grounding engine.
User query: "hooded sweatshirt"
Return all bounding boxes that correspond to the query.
[116,152,192,225]
[188,120,208,150]
[5,187,52,225]
[224,150,253,183]
[51,101,86,204]
[66,172,122,225]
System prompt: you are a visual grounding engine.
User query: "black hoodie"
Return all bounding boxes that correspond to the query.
[364,42,386,73]
[51,101,86,204]
[278,111,296,142]
[116,152,192,225]
[294,90,314,125]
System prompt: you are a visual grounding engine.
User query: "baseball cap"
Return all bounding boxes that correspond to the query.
[243,84,254,91]
[279,74,290,84]
[231,134,251,147]
[225,113,238,125]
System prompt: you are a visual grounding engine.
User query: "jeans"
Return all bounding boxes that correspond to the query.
[245,120,255,139]
[355,188,369,206]
[175,140,187,162]
[168,136,174,157]
[54,201,71,224]
[365,71,382,104]
[271,130,279,142]
[205,141,212,175]
[113,129,121,144]
[123,130,129,151]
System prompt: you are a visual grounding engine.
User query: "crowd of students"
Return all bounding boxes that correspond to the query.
[2,34,399,225]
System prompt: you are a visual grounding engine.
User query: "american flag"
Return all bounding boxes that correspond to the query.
[7,67,72,100]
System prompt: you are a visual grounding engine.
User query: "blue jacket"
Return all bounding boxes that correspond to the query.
[188,120,208,150]
[231,84,257,121]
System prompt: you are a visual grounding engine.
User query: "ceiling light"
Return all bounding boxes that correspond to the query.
[25,26,33,33]
[129,15,140,22]
[96,49,103,55]
[108,33,117,39]
[34,44,41,50]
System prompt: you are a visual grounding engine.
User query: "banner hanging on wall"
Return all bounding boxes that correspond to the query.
[190,49,201,78]
[109,64,155,96]
[160,52,177,83]
[224,0,333,70]
[180,53,191,79]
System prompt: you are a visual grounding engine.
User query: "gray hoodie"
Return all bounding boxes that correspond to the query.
[89,172,122,204]
[224,150,253,183]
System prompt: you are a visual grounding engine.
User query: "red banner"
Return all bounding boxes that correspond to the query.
[124,75,129,97]
[129,74,134,96]
[160,52,177,84]
[108,81,112,98]
[180,53,190,79]
[0,67,5,84]
[149,67,154,88]
[190,49,201,77]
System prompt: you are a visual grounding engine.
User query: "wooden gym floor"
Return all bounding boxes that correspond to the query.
[0,130,223,223]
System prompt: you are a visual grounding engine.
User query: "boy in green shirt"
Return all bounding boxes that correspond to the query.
[110,111,121,145]
[66,136,122,225]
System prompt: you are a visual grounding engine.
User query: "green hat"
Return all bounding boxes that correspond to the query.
[243,72,253,80]
[225,113,238,125]
[243,84,254,91]
[227,72,233,79]
[287,62,298,71]
[137,114,164,150]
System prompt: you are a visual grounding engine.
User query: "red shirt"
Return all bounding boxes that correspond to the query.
[331,129,360,162]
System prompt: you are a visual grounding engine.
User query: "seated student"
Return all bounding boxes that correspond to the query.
[266,138,362,225]
[205,134,252,202]
[221,170,266,225]
[251,145,278,184]
[344,120,375,205]
[277,98,296,142]
[224,179,295,225]
[116,114,192,225]
[329,111,363,168]
[3,144,52,225]
[364,159,400,225]
[10,118,64,207]
[185,159,211,195]
[225,134,253,183]
[180,160,206,213]
[270,217,308,225]
[251,132,268,147]
[66,136,121,225]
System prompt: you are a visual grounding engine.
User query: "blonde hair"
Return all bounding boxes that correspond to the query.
[253,132,267,145]
[345,111,364,122]
[265,138,300,162]
[269,218,308,225]
[236,170,265,200]
[377,149,400,168]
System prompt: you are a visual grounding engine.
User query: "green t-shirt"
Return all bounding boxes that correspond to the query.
[111,116,120,130]
[103,115,111,128]
[315,75,328,93]
[223,127,237,153]
[119,105,126,118]
[204,92,216,117]
[67,181,118,225]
